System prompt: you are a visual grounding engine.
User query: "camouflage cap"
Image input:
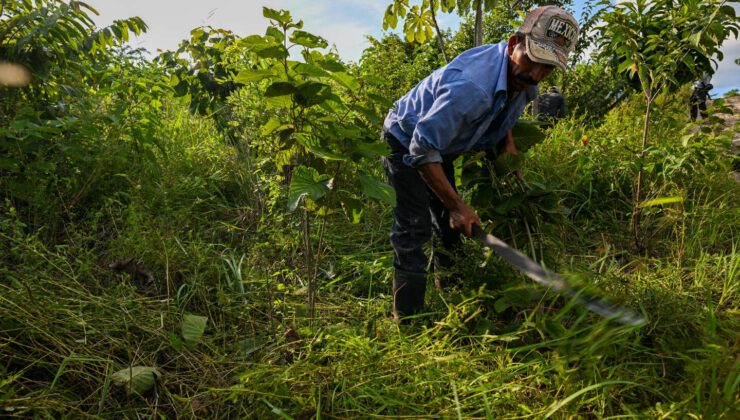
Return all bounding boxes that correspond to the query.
[519,6,579,72]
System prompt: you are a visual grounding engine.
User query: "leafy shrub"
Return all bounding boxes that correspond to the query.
[1,1,162,236]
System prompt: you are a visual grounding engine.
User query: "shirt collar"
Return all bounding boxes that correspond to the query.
[495,43,510,96]
[500,42,541,103]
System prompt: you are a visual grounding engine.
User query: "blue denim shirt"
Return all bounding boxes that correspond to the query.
[383,42,538,167]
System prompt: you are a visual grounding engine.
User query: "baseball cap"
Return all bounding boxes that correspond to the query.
[519,6,579,72]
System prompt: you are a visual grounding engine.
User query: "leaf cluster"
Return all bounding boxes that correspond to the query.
[234,7,396,216]
[1,1,170,235]
[383,0,458,44]
[598,0,740,98]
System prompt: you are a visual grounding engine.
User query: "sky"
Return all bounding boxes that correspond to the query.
[93,1,738,95]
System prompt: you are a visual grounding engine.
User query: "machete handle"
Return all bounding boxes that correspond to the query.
[471,223,484,239]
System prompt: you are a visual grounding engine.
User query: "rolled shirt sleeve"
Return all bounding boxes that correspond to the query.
[404,71,491,167]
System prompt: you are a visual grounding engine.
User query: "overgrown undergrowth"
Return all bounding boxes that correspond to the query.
[2,93,738,418]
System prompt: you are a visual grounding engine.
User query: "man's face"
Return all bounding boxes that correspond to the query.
[507,35,555,92]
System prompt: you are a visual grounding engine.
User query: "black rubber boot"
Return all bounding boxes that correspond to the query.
[392,270,427,323]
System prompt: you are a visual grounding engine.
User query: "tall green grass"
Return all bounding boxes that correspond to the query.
[1,95,738,418]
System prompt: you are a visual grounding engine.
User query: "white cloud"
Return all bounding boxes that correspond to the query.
[93,0,383,61]
[90,0,740,93]
[710,36,739,95]
[710,4,740,96]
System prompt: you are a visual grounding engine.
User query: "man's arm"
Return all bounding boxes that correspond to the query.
[417,163,480,237]
[500,129,517,155]
[499,130,523,180]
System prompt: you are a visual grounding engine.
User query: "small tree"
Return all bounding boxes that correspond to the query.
[235,8,396,323]
[383,0,458,63]
[383,0,517,63]
[598,0,739,250]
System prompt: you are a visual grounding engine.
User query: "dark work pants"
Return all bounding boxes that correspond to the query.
[381,131,463,316]
[690,95,707,121]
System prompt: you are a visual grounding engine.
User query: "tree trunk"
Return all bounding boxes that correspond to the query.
[474,0,483,47]
[302,209,315,325]
[632,96,652,252]
[429,0,449,63]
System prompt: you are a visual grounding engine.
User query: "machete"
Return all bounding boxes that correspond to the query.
[472,224,646,326]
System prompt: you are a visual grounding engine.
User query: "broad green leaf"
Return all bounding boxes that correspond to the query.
[383,5,398,30]
[169,331,183,351]
[262,117,282,135]
[340,196,364,224]
[493,153,525,176]
[261,117,291,136]
[639,196,683,208]
[617,59,634,74]
[241,34,271,48]
[295,82,332,106]
[265,26,284,42]
[234,68,274,84]
[304,51,346,72]
[287,166,333,211]
[254,45,289,59]
[277,126,296,143]
[111,366,162,395]
[318,94,344,112]
[316,206,335,216]
[182,314,208,348]
[290,30,328,49]
[402,4,434,44]
[350,141,390,159]
[494,298,511,313]
[263,7,291,25]
[191,28,207,42]
[265,95,293,109]
[368,93,395,109]
[240,35,288,59]
[330,72,359,91]
[359,173,396,206]
[332,123,363,139]
[351,104,381,125]
[511,120,546,152]
[296,133,347,161]
[405,29,415,43]
[265,82,296,97]
[316,57,346,72]
[292,62,330,78]
[688,32,702,47]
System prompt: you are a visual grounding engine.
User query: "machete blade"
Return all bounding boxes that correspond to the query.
[472,225,646,326]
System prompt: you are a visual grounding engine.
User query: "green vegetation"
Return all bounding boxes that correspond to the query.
[1,1,738,418]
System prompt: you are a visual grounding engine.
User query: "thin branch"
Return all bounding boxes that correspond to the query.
[474,0,483,47]
[429,0,449,63]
